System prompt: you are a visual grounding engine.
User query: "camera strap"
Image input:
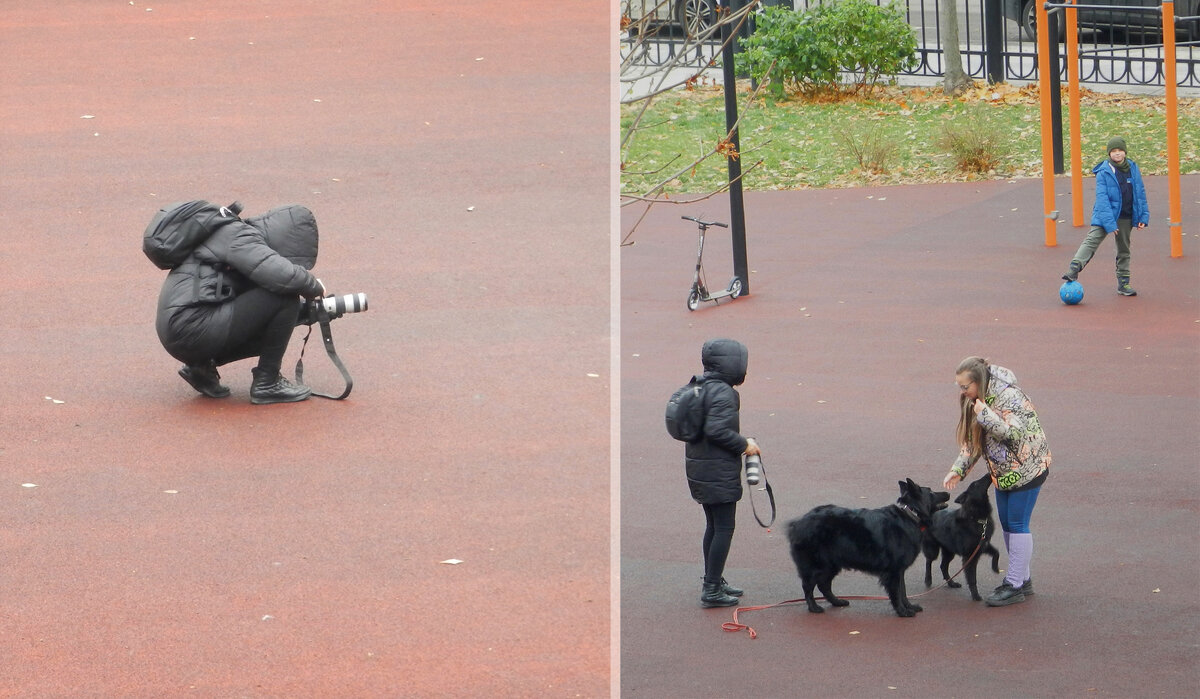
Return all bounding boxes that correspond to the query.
[295,315,354,400]
[749,460,776,528]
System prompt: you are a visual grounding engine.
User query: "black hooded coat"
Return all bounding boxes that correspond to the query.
[684,339,750,505]
[155,204,325,363]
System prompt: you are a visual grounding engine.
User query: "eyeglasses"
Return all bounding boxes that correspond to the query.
[956,381,974,392]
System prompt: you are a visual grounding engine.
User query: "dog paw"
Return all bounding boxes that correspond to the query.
[896,608,916,618]
[947,580,962,588]
[909,603,923,613]
[829,598,850,607]
[807,604,825,613]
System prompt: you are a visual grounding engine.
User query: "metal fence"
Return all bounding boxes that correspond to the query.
[620,0,1200,88]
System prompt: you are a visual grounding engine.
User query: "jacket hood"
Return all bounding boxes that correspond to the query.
[701,338,748,386]
[244,204,319,270]
[986,364,1018,397]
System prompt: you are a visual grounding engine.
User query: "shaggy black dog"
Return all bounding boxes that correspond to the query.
[787,479,950,618]
[923,473,1001,601]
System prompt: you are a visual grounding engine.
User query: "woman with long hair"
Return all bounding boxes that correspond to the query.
[944,356,1051,606]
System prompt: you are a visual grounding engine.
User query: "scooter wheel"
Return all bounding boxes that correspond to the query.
[687,288,701,311]
[728,277,743,299]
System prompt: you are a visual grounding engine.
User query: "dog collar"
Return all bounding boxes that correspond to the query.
[894,502,921,524]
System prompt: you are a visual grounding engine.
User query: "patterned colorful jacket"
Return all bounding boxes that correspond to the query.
[951,365,1051,491]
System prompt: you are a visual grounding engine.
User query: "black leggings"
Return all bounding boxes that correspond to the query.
[701,502,737,585]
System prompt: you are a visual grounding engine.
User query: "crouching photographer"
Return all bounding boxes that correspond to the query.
[149,201,363,404]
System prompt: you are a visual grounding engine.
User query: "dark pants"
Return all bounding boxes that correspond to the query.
[701,502,737,585]
[1072,217,1133,279]
[171,288,300,376]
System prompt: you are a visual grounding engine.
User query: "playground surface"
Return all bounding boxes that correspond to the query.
[620,176,1199,696]
[2,2,610,696]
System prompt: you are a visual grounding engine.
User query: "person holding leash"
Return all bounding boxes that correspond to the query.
[685,338,760,608]
[1061,136,1149,296]
[943,356,1050,607]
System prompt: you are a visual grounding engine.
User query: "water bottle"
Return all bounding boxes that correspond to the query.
[745,453,762,485]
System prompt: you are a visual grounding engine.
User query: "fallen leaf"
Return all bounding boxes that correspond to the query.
[22,483,38,488]
[441,559,463,565]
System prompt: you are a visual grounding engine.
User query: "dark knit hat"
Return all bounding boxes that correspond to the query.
[1107,137,1127,154]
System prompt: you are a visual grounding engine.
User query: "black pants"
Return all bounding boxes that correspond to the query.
[172,288,300,376]
[701,501,737,585]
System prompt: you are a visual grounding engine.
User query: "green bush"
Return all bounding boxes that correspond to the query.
[737,1,919,98]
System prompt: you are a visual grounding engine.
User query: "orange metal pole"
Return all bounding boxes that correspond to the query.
[1037,1,1058,246]
[1163,0,1184,257]
[1066,2,1084,227]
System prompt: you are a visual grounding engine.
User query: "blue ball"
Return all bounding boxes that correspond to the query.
[1059,280,1084,305]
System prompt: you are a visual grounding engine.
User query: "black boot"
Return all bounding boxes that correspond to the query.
[720,578,744,597]
[179,361,230,398]
[250,368,312,405]
[1117,276,1137,296]
[1061,260,1082,282]
[700,581,739,608]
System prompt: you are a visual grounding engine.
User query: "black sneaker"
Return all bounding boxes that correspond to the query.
[1021,579,1034,596]
[986,581,1027,607]
[700,582,739,608]
[1117,277,1137,296]
[250,369,312,405]
[179,362,230,398]
[1062,261,1082,282]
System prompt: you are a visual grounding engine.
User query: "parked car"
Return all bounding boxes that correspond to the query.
[622,0,719,38]
[1003,0,1200,42]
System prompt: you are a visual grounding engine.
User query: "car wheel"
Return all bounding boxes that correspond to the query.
[1021,0,1063,43]
[677,0,717,39]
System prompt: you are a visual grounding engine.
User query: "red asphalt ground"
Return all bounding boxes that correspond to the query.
[2,2,610,696]
[621,177,1199,697]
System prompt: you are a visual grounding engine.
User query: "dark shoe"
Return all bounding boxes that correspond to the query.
[1061,260,1082,282]
[179,362,230,398]
[700,582,739,608]
[1117,277,1137,296]
[720,578,743,597]
[1020,578,1034,596]
[250,368,312,405]
[986,581,1027,607]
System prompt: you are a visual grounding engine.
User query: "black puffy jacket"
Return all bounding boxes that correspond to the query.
[684,339,750,505]
[155,205,324,360]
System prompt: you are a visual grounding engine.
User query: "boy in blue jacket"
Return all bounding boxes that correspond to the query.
[1062,137,1149,296]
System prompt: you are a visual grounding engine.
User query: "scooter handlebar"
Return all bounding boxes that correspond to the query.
[682,215,728,228]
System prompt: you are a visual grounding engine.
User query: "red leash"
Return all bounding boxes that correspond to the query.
[724,526,990,639]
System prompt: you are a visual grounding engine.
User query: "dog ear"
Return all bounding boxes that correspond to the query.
[955,490,969,504]
[898,480,908,494]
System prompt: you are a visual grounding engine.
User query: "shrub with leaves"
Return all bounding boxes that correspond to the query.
[737,0,918,98]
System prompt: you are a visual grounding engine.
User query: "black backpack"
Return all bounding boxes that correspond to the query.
[665,376,707,442]
[143,200,243,270]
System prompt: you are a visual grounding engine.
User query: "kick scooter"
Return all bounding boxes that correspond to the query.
[683,215,743,311]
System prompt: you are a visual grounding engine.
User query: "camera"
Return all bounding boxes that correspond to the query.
[301,292,368,324]
[745,453,762,485]
[319,292,368,318]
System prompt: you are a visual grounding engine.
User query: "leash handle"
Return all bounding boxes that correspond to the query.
[747,458,776,528]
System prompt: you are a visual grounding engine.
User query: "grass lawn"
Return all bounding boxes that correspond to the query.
[620,81,1200,195]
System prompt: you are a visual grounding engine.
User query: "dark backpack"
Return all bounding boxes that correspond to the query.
[143,200,242,270]
[665,376,707,442]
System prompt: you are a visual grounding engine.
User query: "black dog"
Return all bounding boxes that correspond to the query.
[787,479,950,618]
[923,474,1001,601]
